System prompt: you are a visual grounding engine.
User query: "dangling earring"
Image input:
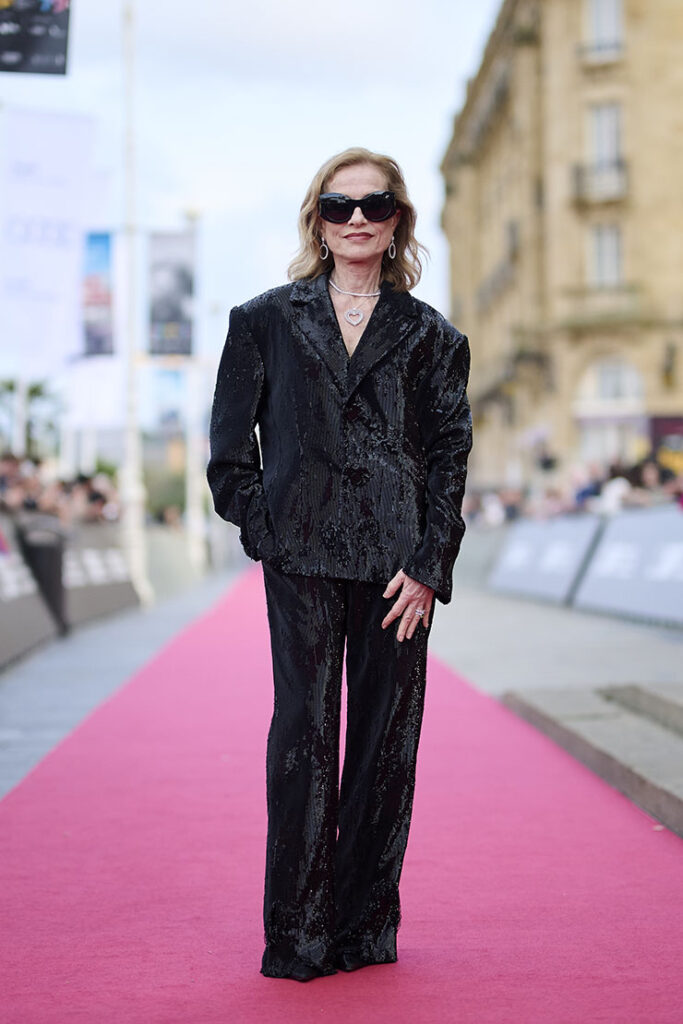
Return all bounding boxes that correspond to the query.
[388,235,396,260]
[319,238,329,260]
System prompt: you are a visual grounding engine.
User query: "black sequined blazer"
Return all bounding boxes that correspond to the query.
[207,271,473,604]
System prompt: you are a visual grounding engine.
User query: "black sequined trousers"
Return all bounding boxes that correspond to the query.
[260,563,434,979]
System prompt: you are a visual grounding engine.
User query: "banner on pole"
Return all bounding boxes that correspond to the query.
[0,0,71,76]
[82,232,114,356]
[0,106,94,378]
[148,231,195,356]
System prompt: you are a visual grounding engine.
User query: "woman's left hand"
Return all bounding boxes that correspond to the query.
[381,569,434,641]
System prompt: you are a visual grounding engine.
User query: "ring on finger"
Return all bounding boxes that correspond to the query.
[414,607,425,617]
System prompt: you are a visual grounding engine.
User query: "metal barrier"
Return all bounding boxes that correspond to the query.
[0,513,139,671]
[487,505,683,626]
[573,505,683,627]
[487,513,604,604]
[0,514,58,669]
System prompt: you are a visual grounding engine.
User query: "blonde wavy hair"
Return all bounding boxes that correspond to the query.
[287,147,427,292]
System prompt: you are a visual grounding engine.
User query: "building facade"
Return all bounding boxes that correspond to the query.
[441,0,683,490]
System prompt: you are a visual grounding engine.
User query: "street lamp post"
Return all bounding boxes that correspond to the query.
[120,1,153,605]
[183,209,208,574]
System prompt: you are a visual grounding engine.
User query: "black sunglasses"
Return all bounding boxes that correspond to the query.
[318,190,397,224]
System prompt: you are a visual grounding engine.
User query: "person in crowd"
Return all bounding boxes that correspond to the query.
[207,147,473,982]
[0,454,119,524]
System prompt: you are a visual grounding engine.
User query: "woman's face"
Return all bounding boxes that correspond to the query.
[318,162,401,267]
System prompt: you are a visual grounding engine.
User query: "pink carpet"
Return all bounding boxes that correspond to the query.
[1,565,682,1023]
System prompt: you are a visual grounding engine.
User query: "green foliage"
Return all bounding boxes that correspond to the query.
[95,457,118,480]
[143,465,186,520]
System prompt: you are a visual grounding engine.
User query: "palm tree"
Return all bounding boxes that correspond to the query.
[0,379,63,459]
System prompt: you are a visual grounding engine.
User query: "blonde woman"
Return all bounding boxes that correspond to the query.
[207,147,473,982]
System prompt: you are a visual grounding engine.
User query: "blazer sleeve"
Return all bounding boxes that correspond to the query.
[206,305,278,562]
[402,324,473,604]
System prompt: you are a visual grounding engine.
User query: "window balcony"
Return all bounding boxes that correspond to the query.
[560,282,643,329]
[576,41,624,66]
[572,159,628,204]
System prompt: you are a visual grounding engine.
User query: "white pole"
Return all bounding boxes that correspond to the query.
[120,1,154,604]
[80,426,98,475]
[11,378,28,457]
[183,210,207,574]
[185,358,208,573]
[58,417,77,479]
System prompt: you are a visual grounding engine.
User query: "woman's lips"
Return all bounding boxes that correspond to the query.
[345,232,372,240]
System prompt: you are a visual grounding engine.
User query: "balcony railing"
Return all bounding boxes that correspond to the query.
[576,41,624,65]
[560,283,643,329]
[572,159,628,204]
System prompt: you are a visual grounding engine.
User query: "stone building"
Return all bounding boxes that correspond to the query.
[441,0,683,491]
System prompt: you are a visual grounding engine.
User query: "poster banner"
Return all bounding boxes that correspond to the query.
[0,0,71,76]
[82,232,114,355]
[0,106,94,378]
[148,231,195,356]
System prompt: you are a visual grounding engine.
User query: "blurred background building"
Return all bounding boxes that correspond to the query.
[441,0,683,492]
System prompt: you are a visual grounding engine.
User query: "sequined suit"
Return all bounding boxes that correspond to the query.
[207,271,472,978]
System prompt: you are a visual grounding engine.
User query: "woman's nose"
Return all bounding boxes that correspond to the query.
[348,205,367,225]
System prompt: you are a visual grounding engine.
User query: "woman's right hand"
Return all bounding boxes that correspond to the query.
[381,569,434,642]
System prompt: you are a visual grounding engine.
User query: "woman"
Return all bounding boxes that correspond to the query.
[207,147,473,982]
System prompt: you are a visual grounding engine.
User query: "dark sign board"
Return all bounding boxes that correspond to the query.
[0,1,71,76]
[148,231,195,356]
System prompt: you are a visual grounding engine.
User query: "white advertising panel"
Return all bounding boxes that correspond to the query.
[0,106,94,378]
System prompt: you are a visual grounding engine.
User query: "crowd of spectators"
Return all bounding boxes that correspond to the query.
[463,452,683,527]
[0,452,120,525]
[4,448,682,534]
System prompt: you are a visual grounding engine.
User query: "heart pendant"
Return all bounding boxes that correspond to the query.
[344,308,364,326]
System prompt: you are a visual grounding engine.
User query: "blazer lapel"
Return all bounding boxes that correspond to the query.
[290,274,348,395]
[345,281,419,399]
[289,273,420,401]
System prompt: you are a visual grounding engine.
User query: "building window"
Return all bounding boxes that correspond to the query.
[577,357,644,403]
[590,224,622,286]
[572,103,627,201]
[588,0,623,50]
[597,359,643,400]
[574,357,647,464]
[590,103,621,166]
[579,0,623,61]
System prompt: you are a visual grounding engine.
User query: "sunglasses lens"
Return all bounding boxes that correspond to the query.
[319,196,353,223]
[362,192,395,221]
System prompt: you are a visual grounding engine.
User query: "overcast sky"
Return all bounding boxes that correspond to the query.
[1,0,501,425]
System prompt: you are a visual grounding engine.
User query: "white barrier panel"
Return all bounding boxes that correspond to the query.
[0,514,57,669]
[64,524,139,626]
[573,505,683,626]
[487,514,604,603]
[0,107,94,377]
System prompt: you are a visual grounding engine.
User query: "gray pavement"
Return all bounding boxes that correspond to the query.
[0,568,238,800]
[429,525,682,839]
[430,581,683,696]
[430,525,682,695]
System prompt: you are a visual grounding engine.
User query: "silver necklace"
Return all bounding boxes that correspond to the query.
[329,277,381,327]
